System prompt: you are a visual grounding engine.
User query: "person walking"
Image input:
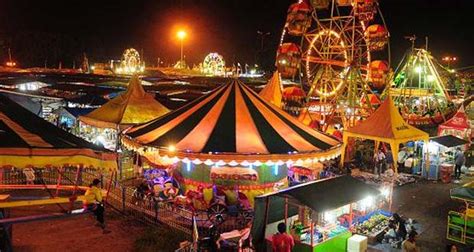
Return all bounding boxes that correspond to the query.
[454,148,465,180]
[272,223,294,252]
[84,178,110,234]
[374,149,386,176]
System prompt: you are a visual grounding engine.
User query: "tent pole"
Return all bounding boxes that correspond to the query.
[390,142,399,175]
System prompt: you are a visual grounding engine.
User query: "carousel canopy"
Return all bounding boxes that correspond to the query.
[79,75,170,129]
[259,71,282,108]
[0,95,116,170]
[123,80,341,164]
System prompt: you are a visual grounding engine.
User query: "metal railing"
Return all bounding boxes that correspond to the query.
[0,168,247,239]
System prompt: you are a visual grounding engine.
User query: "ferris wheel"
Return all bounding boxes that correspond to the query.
[276,0,390,125]
[202,53,226,76]
[120,48,143,74]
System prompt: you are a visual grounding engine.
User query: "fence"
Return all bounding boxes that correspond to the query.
[0,168,248,239]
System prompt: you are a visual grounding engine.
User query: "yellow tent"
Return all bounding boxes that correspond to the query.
[341,96,429,173]
[79,75,170,129]
[259,71,282,108]
[0,96,116,171]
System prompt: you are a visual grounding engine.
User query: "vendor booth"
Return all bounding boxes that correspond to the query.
[122,80,341,204]
[438,105,471,143]
[341,96,430,174]
[251,176,388,252]
[447,181,474,245]
[424,135,469,181]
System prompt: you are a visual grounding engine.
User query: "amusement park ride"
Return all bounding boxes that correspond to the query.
[201,53,226,76]
[114,48,145,75]
[277,0,460,130]
[277,0,390,128]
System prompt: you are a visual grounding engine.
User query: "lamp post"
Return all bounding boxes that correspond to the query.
[177,30,187,68]
[442,56,457,69]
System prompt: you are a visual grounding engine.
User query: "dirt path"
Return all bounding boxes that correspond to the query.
[11,205,145,252]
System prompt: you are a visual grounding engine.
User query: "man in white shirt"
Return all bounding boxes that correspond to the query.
[397,148,408,172]
[374,149,386,175]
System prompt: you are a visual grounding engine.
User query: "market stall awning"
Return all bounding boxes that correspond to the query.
[0,95,116,170]
[341,96,429,173]
[439,105,470,131]
[451,182,474,202]
[345,96,429,142]
[123,79,341,164]
[431,135,469,148]
[259,71,282,108]
[79,75,170,129]
[261,175,380,212]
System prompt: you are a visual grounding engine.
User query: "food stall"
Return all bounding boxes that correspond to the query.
[423,135,469,181]
[251,176,385,252]
[447,182,474,245]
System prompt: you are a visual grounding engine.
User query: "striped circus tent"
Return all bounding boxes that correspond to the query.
[123,80,341,165]
[0,95,116,170]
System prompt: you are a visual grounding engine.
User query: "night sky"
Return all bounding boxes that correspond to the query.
[0,0,472,69]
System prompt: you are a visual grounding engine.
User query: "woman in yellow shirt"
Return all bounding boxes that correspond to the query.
[84,179,108,233]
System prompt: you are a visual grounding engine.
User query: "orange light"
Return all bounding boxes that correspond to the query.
[177,30,187,40]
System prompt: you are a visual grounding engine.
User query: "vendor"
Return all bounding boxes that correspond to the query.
[398,147,408,172]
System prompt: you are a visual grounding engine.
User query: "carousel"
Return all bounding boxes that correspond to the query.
[122,80,341,219]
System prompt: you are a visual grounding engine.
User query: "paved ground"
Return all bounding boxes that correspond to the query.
[377,177,473,252]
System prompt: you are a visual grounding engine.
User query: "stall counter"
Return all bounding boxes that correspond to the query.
[265,230,351,252]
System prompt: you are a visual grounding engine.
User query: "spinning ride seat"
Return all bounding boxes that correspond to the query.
[276,43,302,78]
[368,60,389,89]
[311,0,330,9]
[352,0,377,21]
[286,1,312,36]
[365,24,389,51]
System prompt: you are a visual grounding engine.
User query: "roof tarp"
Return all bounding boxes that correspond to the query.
[262,176,380,213]
[451,182,474,202]
[79,75,169,129]
[0,95,116,170]
[431,135,469,148]
[123,80,341,163]
[344,96,429,142]
[259,71,282,108]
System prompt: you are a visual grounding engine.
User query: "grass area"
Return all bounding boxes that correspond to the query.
[134,225,190,252]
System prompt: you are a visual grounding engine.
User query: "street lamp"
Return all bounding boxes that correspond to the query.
[177,30,187,68]
[442,56,457,68]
